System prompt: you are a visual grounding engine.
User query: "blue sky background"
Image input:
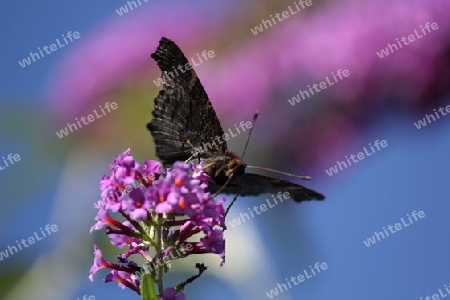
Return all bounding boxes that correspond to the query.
[0,1,449,300]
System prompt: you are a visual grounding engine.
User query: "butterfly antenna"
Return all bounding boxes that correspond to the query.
[246,165,313,181]
[241,110,260,159]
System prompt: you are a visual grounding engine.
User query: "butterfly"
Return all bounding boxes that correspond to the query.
[147,37,325,203]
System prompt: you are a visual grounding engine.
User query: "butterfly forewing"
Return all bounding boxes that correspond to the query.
[147,37,227,165]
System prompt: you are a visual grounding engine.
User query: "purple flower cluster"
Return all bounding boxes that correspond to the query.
[89,149,226,299]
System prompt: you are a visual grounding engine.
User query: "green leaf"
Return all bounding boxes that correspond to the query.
[140,273,159,300]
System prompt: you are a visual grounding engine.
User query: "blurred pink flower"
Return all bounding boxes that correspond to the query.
[197,0,450,172]
[46,2,231,121]
[198,0,449,115]
[46,0,450,172]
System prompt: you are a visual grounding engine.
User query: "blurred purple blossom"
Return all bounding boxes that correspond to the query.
[200,0,450,170]
[46,2,230,121]
[47,0,450,172]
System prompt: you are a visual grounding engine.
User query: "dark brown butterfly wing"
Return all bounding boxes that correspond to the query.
[147,37,227,165]
[208,173,325,202]
[148,37,325,203]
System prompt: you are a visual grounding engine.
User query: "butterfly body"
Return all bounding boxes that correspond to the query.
[202,152,246,185]
[148,37,325,203]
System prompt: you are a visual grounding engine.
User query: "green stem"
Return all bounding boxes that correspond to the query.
[154,217,164,295]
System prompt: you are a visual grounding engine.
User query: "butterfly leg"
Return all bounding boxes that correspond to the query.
[225,187,241,218]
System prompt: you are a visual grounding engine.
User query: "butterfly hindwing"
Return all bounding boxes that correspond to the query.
[147,37,227,165]
[208,173,325,202]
